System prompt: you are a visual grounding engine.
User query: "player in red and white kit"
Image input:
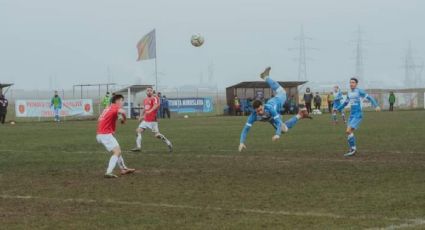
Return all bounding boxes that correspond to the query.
[97,94,135,178]
[131,87,173,152]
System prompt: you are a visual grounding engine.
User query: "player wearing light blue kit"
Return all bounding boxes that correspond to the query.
[332,85,346,124]
[238,67,311,152]
[335,78,381,157]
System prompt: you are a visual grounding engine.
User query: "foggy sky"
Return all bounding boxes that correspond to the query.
[1,0,424,90]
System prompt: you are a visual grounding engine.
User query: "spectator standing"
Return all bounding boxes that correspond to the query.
[288,95,298,114]
[51,91,62,122]
[234,96,242,116]
[102,92,111,109]
[156,92,162,119]
[314,92,322,110]
[327,92,334,113]
[303,88,313,113]
[244,98,253,116]
[161,95,171,119]
[0,94,8,124]
[389,92,396,111]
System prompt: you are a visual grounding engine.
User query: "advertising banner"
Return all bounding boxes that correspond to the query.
[15,99,94,118]
[382,93,418,109]
[168,98,213,113]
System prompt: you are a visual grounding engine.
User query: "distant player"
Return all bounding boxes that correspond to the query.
[50,91,62,122]
[335,78,380,157]
[238,67,312,152]
[131,87,173,152]
[97,94,135,178]
[332,85,346,124]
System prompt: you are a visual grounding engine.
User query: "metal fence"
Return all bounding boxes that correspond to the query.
[3,87,424,123]
[4,88,228,122]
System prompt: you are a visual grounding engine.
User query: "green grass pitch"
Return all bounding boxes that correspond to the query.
[1,111,425,229]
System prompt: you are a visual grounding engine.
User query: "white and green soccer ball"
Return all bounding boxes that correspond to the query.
[191,34,204,47]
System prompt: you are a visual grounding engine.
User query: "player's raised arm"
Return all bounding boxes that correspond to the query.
[239,113,256,152]
[118,108,127,124]
[359,89,380,111]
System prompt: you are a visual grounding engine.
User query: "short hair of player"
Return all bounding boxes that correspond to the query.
[350,77,359,83]
[252,100,263,109]
[111,94,124,103]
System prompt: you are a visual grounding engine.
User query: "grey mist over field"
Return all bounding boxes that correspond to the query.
[1,0,425,91]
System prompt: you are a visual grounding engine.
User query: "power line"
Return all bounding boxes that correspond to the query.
[403,42,423,88]
[354,26,365,85]
[289,25,316,81]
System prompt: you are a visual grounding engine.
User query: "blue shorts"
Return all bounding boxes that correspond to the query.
[348,114,363,130]
[333,102,341,110]
[267,90,286,113]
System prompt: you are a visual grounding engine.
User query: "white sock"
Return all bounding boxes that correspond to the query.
[118,156,127,170]
[106,155,118,174]
[136,134,142,148]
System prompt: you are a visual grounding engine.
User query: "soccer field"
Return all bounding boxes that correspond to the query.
[1,111,425,229]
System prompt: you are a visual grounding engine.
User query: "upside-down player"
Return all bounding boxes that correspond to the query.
[332,85,346,124]
[131,87,173,152]
[96,94,135,178]
[238,67,312,152]
[335,77,380,157]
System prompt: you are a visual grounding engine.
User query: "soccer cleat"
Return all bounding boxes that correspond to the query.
[104,173,118,178]
[281,123,289,133]
[166,140,173,153]
[260,67,271,79]
[130,147,141,152]
[120,168,136,175]
[344,149,357,157]
[298,106,313,119]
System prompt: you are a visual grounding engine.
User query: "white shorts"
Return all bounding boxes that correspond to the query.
[96,134,119,152]
[138,121,159,133]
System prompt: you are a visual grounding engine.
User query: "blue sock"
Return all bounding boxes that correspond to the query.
[284,116,298,129]
[265,77,281,92]
[347,133,356,150]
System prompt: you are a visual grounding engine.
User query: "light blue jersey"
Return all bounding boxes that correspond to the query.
[333,90,344,109]
[240,104,283,144]
[336,88,378,129]
[240,77,297,144]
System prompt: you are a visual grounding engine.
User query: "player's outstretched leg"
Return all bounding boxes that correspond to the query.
[261,67,282,92]
[131,128,144,152]
[260,67,287,108]
[105,147,121,178]
[155,133,173,152]
[344,128,357,157]
[281,106,312,133]
[332,110,338,124]
[341,111,346,124]
[118,155,136,175]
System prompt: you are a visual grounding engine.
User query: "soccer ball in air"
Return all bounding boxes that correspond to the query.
[184,115,189,119]
[191,34,204,47]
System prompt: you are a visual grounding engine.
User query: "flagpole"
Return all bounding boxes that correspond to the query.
[154,29,158,92]
[155,57,158,92]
